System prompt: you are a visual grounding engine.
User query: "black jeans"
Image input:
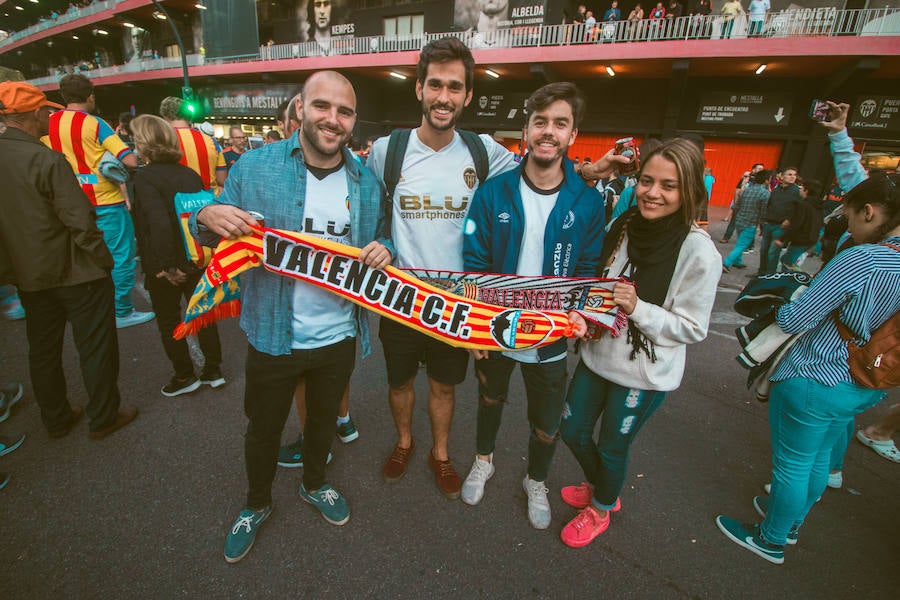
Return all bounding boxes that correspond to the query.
[18,277,121,433]
[145,270,221,379]
[474,353,568,482]
[244,338,355,509]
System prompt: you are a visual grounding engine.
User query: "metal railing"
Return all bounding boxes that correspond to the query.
[0,0,116,49]
[21,6,899,86]
[251,7,898,60]
[29,53,203,86]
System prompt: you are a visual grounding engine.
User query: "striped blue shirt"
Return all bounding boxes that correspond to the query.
[771,235,900,386]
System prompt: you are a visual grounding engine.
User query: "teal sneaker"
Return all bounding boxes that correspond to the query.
[752,495,799,545]
[715,515,785,565]
[277,435,333,468]
[277,435,304,467]
[0,433,25,458]
[224,506,272,563]
[0,382,23,423]
[299,483,350,525]
[336,417,359,443]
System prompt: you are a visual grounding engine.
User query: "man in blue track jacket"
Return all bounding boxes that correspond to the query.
[460,82,604,529]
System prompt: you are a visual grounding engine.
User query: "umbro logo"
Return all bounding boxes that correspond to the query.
[562,210,575,230]
[498,212,510,224]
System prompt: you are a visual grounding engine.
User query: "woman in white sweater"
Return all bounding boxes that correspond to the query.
[559,138,722,548]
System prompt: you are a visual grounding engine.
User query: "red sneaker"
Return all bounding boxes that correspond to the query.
[382,439,415,482]
[560,482,621,511]
[428,450,461,499]
[560,505,611,548]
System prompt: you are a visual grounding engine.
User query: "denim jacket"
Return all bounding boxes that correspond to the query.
[190,132,394,357]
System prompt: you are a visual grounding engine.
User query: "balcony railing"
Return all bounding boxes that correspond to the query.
[245,7,898,61]
[0,0,117,49]
[24,7,899,87]
[29,53,204,86]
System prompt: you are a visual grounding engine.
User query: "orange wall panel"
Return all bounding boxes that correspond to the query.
[499,133,783,207]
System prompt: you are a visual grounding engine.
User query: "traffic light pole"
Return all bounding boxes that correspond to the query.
[150,0,192,103]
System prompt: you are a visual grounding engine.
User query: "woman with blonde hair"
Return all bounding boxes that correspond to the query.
[558,138,722,548]
[131,114,224,397]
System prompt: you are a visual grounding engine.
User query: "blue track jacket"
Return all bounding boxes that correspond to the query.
[463,156,606,359]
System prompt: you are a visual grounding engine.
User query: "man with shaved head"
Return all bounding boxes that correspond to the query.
[196,70,394,563]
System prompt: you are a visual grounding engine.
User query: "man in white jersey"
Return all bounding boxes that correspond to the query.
[366,37,519,499]
[459,82,603,528]
[195,71,393,563]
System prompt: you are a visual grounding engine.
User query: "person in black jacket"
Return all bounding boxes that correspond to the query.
[774,179,824,270]
[131,114,224,397]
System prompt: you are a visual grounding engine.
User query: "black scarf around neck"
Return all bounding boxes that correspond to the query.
[599,206,691,361]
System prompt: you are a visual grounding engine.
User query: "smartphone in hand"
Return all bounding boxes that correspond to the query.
[809,99,832,122]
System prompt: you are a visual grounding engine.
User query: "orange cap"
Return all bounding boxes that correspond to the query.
[0,81,65,115]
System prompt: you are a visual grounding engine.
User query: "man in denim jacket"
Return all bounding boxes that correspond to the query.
[194,71,393,563]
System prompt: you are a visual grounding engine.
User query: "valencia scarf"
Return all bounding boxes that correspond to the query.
[175,226,625,352]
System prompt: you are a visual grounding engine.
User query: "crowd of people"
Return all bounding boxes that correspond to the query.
[568,0,773,40]
[1,36,897,566]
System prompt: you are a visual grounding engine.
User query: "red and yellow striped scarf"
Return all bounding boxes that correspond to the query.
[175,226,624,351]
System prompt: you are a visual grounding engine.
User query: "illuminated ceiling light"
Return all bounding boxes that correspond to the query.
[97,28,108,35]
[389,71,407,80]
[755,64,767,75]
[122,21,135,28]
[29,0,40,4]
[485,69,500,79]
[195,2,208,9]
[72,35,79,39]
[15,5,25,10]
[605,66,615,77]
[153,11,167,20]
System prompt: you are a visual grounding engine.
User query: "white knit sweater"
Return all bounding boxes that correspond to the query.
[580,227,722,391]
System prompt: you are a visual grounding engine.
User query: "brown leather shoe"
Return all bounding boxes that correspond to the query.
[89,405,138,439]
[428,450,461,499]
[47,406,85,439]
[382,438,415,482]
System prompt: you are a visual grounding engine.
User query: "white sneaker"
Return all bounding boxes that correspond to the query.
[827,471,843,489]
[523,476,551,529]
[116,310,155,329]
[460,455,494,506]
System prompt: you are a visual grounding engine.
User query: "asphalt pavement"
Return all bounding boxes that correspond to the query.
[2,209,898,599]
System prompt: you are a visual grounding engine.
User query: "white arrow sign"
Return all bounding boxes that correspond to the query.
[774,107,785,123]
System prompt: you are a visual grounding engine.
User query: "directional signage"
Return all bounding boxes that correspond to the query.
[697,92,793,127]
[850,96,900,132]
[473,93,530,125]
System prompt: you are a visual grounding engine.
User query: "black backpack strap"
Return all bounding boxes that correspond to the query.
[457,129,490,187]
[383,128,412,201]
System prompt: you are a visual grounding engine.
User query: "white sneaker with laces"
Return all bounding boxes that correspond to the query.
[460,455,494,506]
[523,476,551,529]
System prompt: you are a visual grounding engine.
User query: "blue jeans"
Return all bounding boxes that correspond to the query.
[759,223,783,275]
[560,361,666,510]
[762,378,884,545]
[724,225,757,267]
[830,419,855,472]
[94,204,136,317]
[721,19,735,39]
[780,245,808,269]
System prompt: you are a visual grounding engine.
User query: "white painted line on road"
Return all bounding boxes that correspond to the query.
[708,329,735,340]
